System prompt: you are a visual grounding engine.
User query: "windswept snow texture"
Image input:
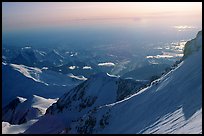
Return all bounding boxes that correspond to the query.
[66,31,202,134]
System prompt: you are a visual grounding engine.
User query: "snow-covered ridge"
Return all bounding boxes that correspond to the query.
[24,72,147,134]
[2,95,57,125]
[2,119,38,134]
[16,97,27,103]
[45,72,144,116]
[64,31,202,134]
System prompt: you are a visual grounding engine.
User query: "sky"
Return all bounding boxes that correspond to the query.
[2,2,202,32]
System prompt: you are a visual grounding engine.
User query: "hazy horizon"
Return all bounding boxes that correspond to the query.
[3,2,202,32]
[2,2,202,48]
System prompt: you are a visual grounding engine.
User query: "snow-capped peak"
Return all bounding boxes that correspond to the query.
[16,97,27,103]
[2,95,57,125]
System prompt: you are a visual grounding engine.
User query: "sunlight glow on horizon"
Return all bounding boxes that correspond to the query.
[2,2,202,32]
[173,25,197,32]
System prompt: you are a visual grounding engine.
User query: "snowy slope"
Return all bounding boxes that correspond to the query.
[24,73,148,134]
[2,95,58,134]
[2,63,81,107]
[2,120,38,134]
[9,63,84,86]
[65,31,202,134]
[2,95,57,125]
[46,72,147,115]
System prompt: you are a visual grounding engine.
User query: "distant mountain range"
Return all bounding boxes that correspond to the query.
[2,43,174,81]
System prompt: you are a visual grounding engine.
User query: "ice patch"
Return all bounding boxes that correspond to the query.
[41,67,48,70]
[68,66,76,70]
[98,62,115,67]
[107,73,120,78]
[70,52,78,57]
[68,73,87,81]
[22,46,31,50]
[2,62,7,65]
[82,66,92,69]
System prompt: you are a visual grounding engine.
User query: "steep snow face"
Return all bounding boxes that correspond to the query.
[66,31,202,134]
[24,72,147,134]
[2,95,57,125]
